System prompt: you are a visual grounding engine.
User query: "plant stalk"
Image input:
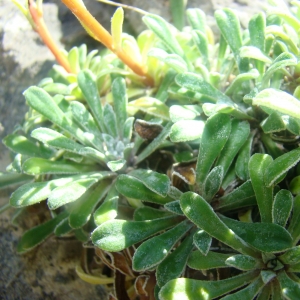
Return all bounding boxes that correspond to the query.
[61,0,154,86]
[28,0,72,73]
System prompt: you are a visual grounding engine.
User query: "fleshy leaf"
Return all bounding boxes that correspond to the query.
[134,207,172,221]
[216,119,250,177]
[164,200,184,215]
[159,271,258,300]
[132,220,193,271]
[180,192,259,257]
[93,185,119,226]
[129,169,170,197]
[196,114,231,188]
[156,232,194,288]
[203,166,224,202]
[69,179,111,228]
[277,270,300,299]
[265,148,300,187]
[288,195,300,244]
[220,215,293,253]
[253,88,300,120]
[249,154,273,222]
[91,216,181,252]
[77,70,105,132]
[169,105,202,122]
[193,230,212,255]
[22,157,97,175]
[17,211,68,253]
[111,7,124,51]
[225,255,262,271]
[107,159,126,172]
[279,245,300,265]
[116,174,172,204]
[221,277,265,300]
[272,189,293,227]
[192,30,210,68]
[188,251,232,270]
[215,180,256,212]
[143,14,184,57]
[170,120,205,142]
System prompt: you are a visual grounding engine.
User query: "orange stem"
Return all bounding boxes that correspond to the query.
[29,0,72,73]
[61,0,154,86]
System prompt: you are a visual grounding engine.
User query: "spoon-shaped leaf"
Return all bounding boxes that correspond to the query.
[159,271,259,300]
[91,215,181,252]
[193,230,212,255]
[156,232,194,288]
[272,189,293,227]
[133,220,193,271]
[249,153,273,223]
[180,192,259,257]
[277,271,300,299]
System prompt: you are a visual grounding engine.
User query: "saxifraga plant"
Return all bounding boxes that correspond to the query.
[1,0,300,298]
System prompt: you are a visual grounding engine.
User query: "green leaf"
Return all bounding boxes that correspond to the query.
[235,133,254,180]
[220,215,293,253]
[132,220,193,271]
[91,215,181,252]
[188,251,232,270]
[24,87,85,142]
[128,97,170,120]
[215,8,248,72]
[249,12,266,52]
[0,172,32,189]
[215,180,256,212]
[47,172,112,210]
[77,70,105,132]
[134,207,172,221]
[103,104,118,138]
[93,184,119,226]
[129,169,170,197]
[226,255,262,271]
[203,166,224,202]
[155,70,177,102]
[290,175,300,195]
[116,174,172,204]
[111,7,124,51]
[136,122,172,164]
[196,114,231,188]
[148,48,188,73]
[3,134,52,158]
[272,189,293,227]
[143,14,184,57]
[192,30,210,68]
[54,217,72,236]
[68,46,80,73]
[277,270,300,300]
[17,211,68,253]
[180,192,259,257]
[239,46,271,64]
[107,159,126,172]
[156,232,194,288]
[170,120,205,142]
[221,277,265,300]
[69,179,111,228]
[252,88,300,119]
[176,72,230,103]
[265,148,300,187]
[216,119,250,177]
[22,157,97,175]
[159,271,259,300]
[170,0,186,30]
[164,200,184,215]
[10,175,88,207]
[261,112,286,133]
[249,154,273,223]
[169,105,202,122]
[279,245,300,265]
[186,9,206,33]
[261,53,297,88]
[288,195,300,244]
[193,230,211,255]
[112,77,127,137]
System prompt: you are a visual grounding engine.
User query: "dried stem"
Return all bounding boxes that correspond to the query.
[61,0,154,86]
[28,0,72,73]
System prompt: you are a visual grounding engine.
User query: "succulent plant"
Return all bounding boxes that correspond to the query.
[2,0,300,299]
